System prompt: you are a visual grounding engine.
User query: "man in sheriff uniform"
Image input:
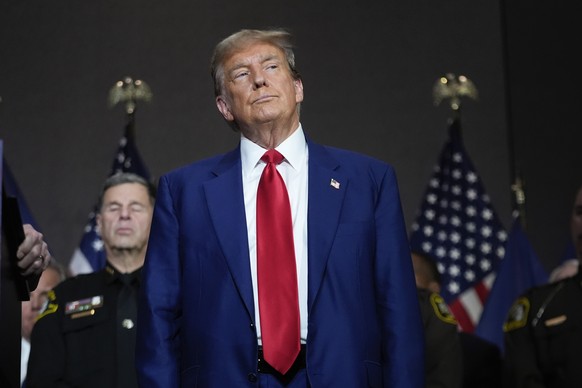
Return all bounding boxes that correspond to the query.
[413,251,463,388]
[26,172,155,388]
[504,185,582,387]
[418,288,463,388]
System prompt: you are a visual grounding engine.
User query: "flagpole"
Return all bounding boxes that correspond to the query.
[108,76,153,141]
[499,0,528,228]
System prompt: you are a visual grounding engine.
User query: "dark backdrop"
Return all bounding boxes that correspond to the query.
[0,0,579,271]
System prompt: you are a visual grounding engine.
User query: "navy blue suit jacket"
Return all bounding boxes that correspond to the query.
[136,138,424,387]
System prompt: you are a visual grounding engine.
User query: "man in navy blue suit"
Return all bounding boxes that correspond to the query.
[136,28,424,387]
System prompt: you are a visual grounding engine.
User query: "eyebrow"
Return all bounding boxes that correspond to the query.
[227,53,281,75]
[104,200,147,208]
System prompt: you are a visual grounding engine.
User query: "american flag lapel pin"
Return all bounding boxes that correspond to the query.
[330,178,340,189]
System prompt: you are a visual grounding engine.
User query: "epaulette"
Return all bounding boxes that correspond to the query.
[429,292,458,325]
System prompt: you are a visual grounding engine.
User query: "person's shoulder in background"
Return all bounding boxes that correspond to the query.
[549,259,579,283]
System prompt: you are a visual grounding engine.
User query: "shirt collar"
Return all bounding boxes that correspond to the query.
[240,124,307,177]
[104,261,142,285]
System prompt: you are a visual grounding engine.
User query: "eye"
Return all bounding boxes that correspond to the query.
[233,70,249,80]
[130,204,146,213]
[106,204,121,213]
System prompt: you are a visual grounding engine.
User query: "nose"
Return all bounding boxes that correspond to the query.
[252,70,267,89]
[119,206,131,219]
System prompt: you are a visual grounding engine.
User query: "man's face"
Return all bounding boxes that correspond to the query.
[21,267,62,340]
[571,187,582,259]
[96,182,153,254]
[215,42,303,132]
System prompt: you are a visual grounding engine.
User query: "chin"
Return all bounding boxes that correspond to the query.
[112,244,138,251]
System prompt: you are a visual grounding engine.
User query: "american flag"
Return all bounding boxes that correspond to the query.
[409,118,507,332]
[68,121,150,275]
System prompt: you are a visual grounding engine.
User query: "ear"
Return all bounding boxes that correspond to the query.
[428,280,441,294]
[216,96,234,121]
[294,79,304,103]
[95,214,102,237]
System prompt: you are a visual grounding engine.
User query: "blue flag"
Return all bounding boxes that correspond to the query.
[3,157,40,230]
[409,118,507,333]
[68,124,151,275]
[475,214,548,352]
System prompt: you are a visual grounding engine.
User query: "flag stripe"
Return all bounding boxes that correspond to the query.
[460,286,485,325]
[449,300,474,332]
[474,275,493,304]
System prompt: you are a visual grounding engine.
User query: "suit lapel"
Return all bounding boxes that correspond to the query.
[306,141,347,311]
[204,146,255,319]
[201,140,348,319]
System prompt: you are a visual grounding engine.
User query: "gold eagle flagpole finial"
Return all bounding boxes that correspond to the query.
[107,76,152,137]
[108,76,152,115]
[432,73,478,116]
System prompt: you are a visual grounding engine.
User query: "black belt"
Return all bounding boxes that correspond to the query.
[257,344,306,381]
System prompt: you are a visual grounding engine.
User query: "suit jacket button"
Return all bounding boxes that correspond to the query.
[248,373,257,382]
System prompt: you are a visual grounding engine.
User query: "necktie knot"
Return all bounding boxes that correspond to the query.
[118,272,136,287]
[261,149,284,165]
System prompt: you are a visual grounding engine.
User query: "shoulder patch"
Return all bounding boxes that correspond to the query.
[429,292,458,325]
[36,290,58,321]
[503,297,530,332]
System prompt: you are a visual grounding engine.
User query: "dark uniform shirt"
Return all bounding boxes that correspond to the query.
[504,269,582,388]
[458,331,502,388]
[418,288,463,388]
[26,262,141,388]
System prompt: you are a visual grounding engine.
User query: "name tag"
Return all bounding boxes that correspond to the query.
[544,315,567,327]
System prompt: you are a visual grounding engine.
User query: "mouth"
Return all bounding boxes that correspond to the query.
[253,94,276,104]
[116,227,134,235]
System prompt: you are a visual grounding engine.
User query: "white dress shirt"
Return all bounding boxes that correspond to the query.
[240,125,309,345]
[21,337,30,386]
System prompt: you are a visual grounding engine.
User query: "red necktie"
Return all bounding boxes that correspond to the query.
[257,149,300,375]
